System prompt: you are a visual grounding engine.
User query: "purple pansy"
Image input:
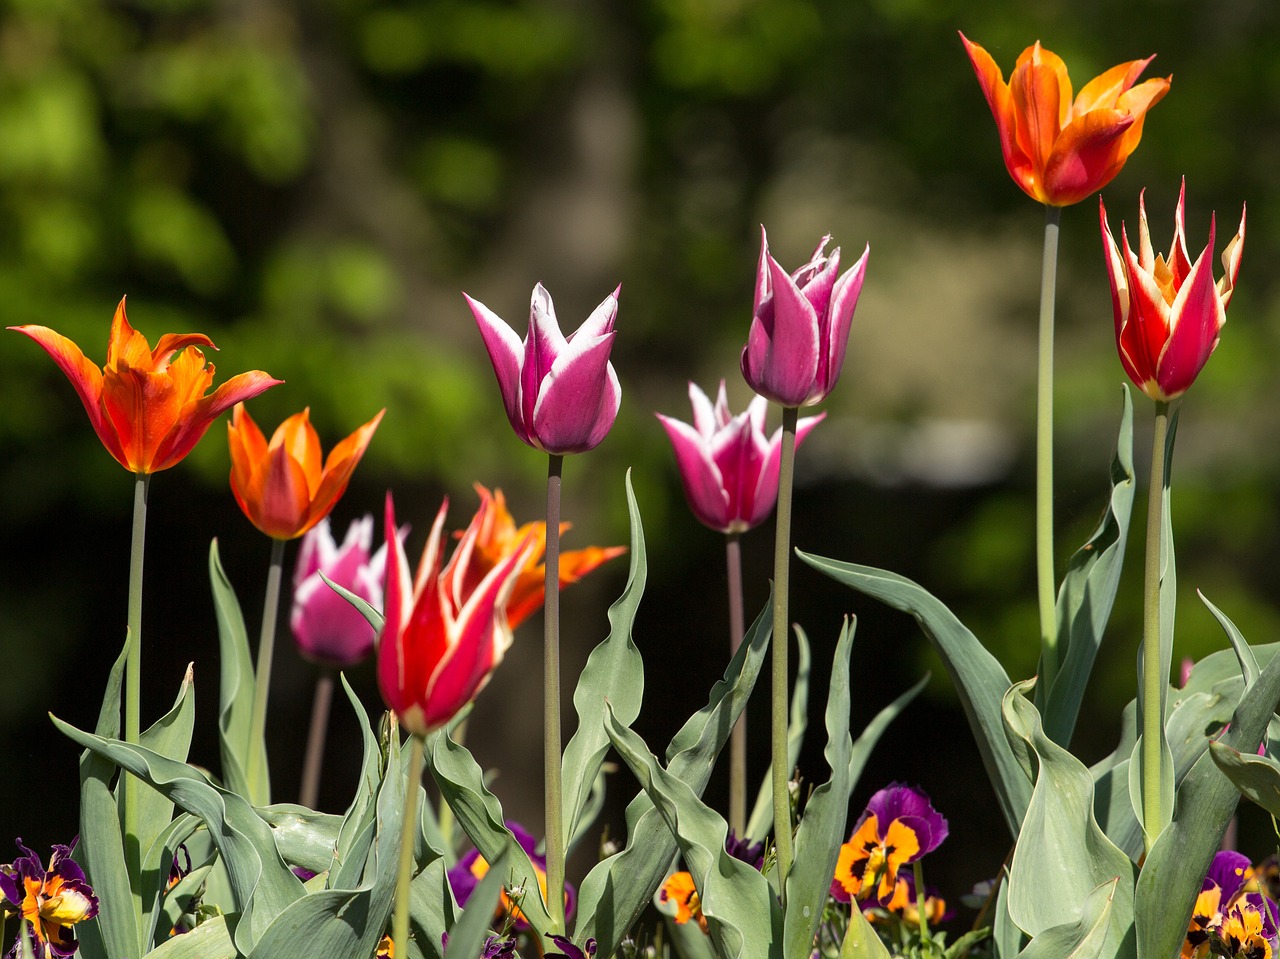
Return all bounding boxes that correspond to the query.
[831,783,948,905]
[724,830,766,870]
[0,838,99,959]
[446,821,575,929]
[466,283,621,455]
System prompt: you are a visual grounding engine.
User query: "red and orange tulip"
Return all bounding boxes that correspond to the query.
[378,493,536,738]
[462,484,625,628]
[228,403,384,540]
[961,33,1171,207]
[10,297,280,474]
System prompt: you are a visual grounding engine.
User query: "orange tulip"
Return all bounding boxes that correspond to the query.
[463,484,625,628]
[228,403,384,540]
[10,297,280,474]
[961,33,1170,207]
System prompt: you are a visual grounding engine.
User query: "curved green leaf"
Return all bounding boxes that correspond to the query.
[840,909,891,959]
[1014,879,1120,959]
[798,551,1029,836]
[1210,741,1280,818]
[407,857,456,959]
[442,850,506,959]
[143,915,237,959]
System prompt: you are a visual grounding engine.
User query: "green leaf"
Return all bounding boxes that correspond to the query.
[210,539,268,804]
[575,596,771,956]
[406,857,456,959]
[1133,610,1280,959]
[329,676,387,890]
[74,639,138,959]
[561,471,646,852]
[1002,681,1135,955]
[992,870,1024,959]
[604,703,782,959]
[746,626,810,843]
[427,728,553,936]
[257,805,345,876]
[140,813,203,950]
[797,551,1029,836]
[320,572,385,632]
[1044,386,1134,746]
[443,850,507,959]
[1014,879,1120,959]
[143,915,237,959]
[1209,741,1280,818]
[51,718,306,956]
[839,908,891,959]
[1198,591,1259,687]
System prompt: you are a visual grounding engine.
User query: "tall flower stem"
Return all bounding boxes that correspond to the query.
[393,732,426,958]
[299,670,335,809]
[248,537,287,798]
[726,532,747,838]
[544,453,566,931]
[1141,400,1171,853]
[1035,205,1063,692]
[771,406,798,903]
[124,471,150,899]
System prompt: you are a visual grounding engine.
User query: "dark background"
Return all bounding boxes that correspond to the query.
[3,0,1280,930]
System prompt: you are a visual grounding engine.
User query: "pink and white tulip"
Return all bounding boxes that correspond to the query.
[657,381,823,534]
[465,283,621,455]
[291,516,387,669]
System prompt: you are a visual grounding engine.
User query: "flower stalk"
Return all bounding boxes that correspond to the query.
[247,537,286,797]
[299,669,335,810]
[544,453,566,931]
[1035,205,1062,691]
[123,470,150,908]
[726,531,747,837]
[1140,399,1170,853]
[393,732,426,958]
[771,406,798,901]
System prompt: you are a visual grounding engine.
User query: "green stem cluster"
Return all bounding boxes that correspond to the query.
[771,406,798,902]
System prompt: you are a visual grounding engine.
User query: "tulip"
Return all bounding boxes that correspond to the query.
[657,380,824,534]
[740,227,868,409]
[961,33,1171,207]
[465,283,621,454]
[228,404,384,540]
[462,484,625,628]
[10,297,280,474]
[378,493,534,738]
[1100,181,1245,402]
[291,515,387,669]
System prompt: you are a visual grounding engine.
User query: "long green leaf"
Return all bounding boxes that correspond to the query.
[407,858,456,959]
[605,704,782,959]
[442,850,506,959]
[142,915,238,959]
[51,718,306,956]
[1003,682,1135,956]
[561,471,645,850]
[576,595,771,955]
[746,627,810,843]
[210,539,268,804]
[1044,386,1134,746]
[1209,742,1280,818]
[839,909,891,959]
[798,552,1029,836]
[1015,879,1120,959]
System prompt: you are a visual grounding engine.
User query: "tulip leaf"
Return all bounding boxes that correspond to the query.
[661,913,720,959]
[144,915,237,959]
[328,676,387,889]
[427,727,554,936]
[1044,386,1134,746]
[1002,681,1135,954]
[441,849,506,959]
[406,857,456,959]
[50,717,306,956]
[839,908,892,959]
[797,551,1029,836]
[1209,741,1280,818]
[1133,607,1280,959]
[604,702,783,959]
[257,805,345,876]
[74,640,138,959]
[561,470,646,853]
[139,812,202,950]
[746,626,810,843]
[320,572,385,632]
[1013,878,1119,959]
[1198,591,1259,687]
[575,595,771,956]
[993,870,1023,959]
[210,539,268,804]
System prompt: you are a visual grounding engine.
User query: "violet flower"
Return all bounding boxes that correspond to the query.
[740,226,868,408]
[0,838,98,959]
[291,515,387,669]
[831,783,948,905]
[466,283,621,454]
[657,380,823,534]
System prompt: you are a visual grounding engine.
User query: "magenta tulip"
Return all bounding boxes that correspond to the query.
[465,283,621,454]
[740,226,868,408]
[291,515,387,669]
[657,381,824,534]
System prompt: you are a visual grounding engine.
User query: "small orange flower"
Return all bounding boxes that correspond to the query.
[10,297,280,474]
[961,33,1170,207]
[659,871,709,934]
[228,403,384,540]
[463,484,626,628]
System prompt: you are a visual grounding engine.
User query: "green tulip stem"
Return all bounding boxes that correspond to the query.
[393,732,426,958]
[124,470,150,912]
[1141,399,1171,853]
[299,669,335,810]
[913,860,931,946]
[771,406,798,903]
[1036,205,1063,691]
[247,536,286,798]
[726,531,747,839]
[544,452,566,932]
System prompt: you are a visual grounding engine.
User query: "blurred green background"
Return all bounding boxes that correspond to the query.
[3,0,1280,925]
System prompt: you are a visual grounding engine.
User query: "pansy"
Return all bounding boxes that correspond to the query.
[0,838,99,959]
[1183,850,1279,959]
[545,934,597,959]
[831,783,948,905]
[446,821,575,930]
[658,871,708,934]
[438,933,517,959]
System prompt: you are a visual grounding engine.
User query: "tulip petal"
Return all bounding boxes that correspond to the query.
[158,368,280,473]
[1042,109,1135,207]
[960,33,1036,200]
[744,253,821,407]
[688,380,718,436]
[657,413,732,531]
[1008,42,1071,191]
[532,329,620,453]
[1158,218,1225,398]
[302,409,386,538]
[525,284,570,431]
[1072,56,1154,113]
[814,244,868,404]
[1217,204,1246,309]
[465,292,529,443]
